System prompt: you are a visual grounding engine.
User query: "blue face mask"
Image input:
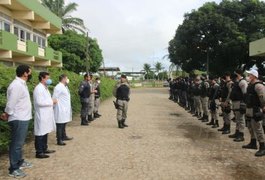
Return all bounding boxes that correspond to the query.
[46,79,53,85]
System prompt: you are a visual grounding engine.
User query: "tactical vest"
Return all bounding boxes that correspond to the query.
[117,84,130,100]
[200,81,208,97]
[230,79,244,101]
[246,82,263,108]
[220,80,231,100]
[193,84,201,96]
[79,81,90,99]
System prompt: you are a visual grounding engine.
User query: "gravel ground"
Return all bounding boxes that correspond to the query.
[0,88,265,180]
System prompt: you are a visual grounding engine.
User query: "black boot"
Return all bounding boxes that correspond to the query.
[121,119,128,127]
[202,115,209,122]
[193,112,198,117]
[212,120,219,128]
[218,124,225,131]
[207,118,215,126]
[242,139,257,149]
[222,124,231,134]
[255,142,265,157]
[229,130,239,138]
[234,132,244,142]
[198,114,205,120]
[263,126,265,133]
[81,116,89,126]
[88,115,94,122]
[118,121,124,129]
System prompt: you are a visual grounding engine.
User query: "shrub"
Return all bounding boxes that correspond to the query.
[0,64,115,152]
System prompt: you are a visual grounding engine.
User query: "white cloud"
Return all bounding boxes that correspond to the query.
[71,0,219,72]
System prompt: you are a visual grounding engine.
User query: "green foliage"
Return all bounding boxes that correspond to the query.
[168,0,265,75]
[0,64,115,152]
[41,0,86,33]
[48,30,103,73]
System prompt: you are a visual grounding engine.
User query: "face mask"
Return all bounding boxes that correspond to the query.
[27,74,32,82]
[246,77,250,82]
[46,79,52,85]
[66,79,70,84]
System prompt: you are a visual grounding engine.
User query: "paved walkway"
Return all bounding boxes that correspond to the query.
[1,88,265,180]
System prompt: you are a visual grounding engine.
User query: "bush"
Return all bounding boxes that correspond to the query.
[0,64,115,152]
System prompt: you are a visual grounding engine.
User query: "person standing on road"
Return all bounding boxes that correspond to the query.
[113,75,130,129]
[199,74,210,122]
[218,72,233,134]
[0,65,33,178]
[53,74,73,146]
[193,77,202,118]
[229,69,248,142]
[207,76,220,128]
[34,72,57,159]
[94,77,102,118]
[88,74,97,122]
[242,69,265,157]
[79,74,91,126]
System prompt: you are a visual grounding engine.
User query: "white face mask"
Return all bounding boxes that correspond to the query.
[245,77,250,82]
[66,79,70,84]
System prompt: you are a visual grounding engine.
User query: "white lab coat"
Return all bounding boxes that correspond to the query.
[52,82,72,124]
[33,83,56,136]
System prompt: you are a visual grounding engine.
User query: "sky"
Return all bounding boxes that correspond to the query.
[71,0,222,72]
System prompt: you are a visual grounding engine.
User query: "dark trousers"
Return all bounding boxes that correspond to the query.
[56,123,67,142]
[35,134,48,155]
[8,120,29,173]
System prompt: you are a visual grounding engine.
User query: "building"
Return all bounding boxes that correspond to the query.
[0,0,62,68]
[249,38,265,57]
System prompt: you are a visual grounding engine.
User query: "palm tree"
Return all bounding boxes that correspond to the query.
[143,63,151,80]
[41,0,86,33]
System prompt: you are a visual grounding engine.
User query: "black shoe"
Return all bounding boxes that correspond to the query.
[207,118,215,126]
[242,139,257,149]
[193,113,198,117]
[57,141,66,146]
[202,115,209,122]
[94,113,100,118]
[229,130,239,138]
[36,153,49,159]
[81,117,89,126]
[222,125,231,134]
[218,125,225,131]
[63,136,73,141]
[121,119,128,127]
[234,132,244,142]
[118,121,124,129]
[255,143,265,157]
[44,150,56,154]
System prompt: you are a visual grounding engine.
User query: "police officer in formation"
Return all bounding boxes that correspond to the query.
[78,74,97,126]
[168,68,265,157]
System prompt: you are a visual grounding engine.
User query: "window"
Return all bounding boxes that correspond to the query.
[41,38,46,48]
[0,21,2,30]
[26,32,31,41]
[4,22,10,32]
[14,26,19,37]
[33,35,37,43]
[20,29,25,41]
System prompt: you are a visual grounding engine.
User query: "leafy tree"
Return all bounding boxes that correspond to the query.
[48,30,103,73]
[154,62,163,80]
[168,0,265,75]
[41,0,86,33]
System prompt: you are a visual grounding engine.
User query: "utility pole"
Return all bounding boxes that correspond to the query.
[85,32,90,74]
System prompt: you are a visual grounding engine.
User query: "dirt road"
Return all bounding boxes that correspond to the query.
[0,88,265,180]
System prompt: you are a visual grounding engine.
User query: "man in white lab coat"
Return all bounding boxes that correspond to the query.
[33,72,57,159]
[53,74,73,146]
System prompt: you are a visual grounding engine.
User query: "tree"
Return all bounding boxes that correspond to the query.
[154,62,163,80]
[41,0,86,33]
[168,0,265,75]
[48,30,103,73]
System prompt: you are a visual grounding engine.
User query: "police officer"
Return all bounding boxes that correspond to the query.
[229,69,248,142]
[88,74,97,122]
[219,72,233,134]
[94,77,102,118]
[113,75,130,129]
[199,74,210,122]
[242,69,265,157]
[207,76,220,128]
[193,77,202,118]
[78,74,91,126]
